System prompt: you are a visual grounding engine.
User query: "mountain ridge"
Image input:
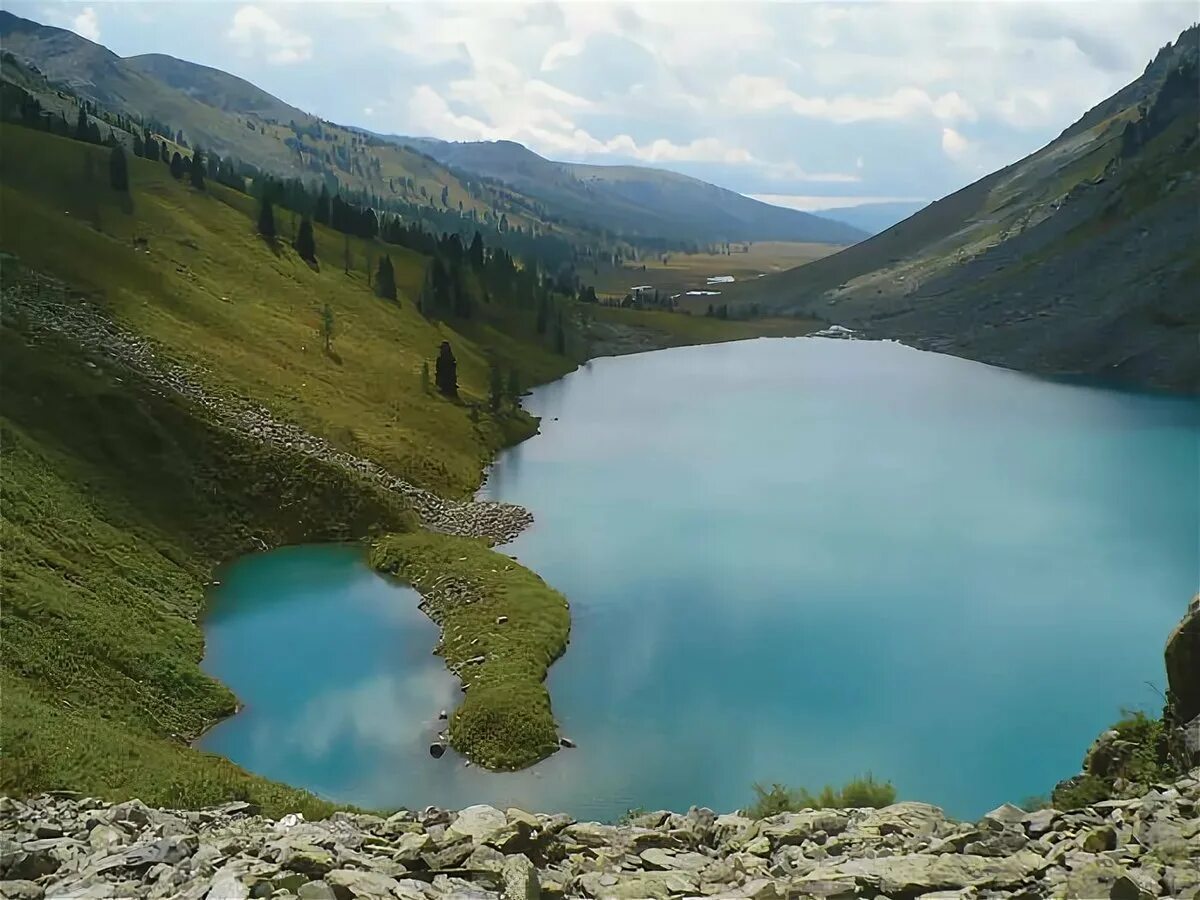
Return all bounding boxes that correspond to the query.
[399,135,867,244]
[738,22,1200,392]
[0,10,863,247]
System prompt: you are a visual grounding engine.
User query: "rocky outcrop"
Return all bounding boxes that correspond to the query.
[1166,594,1200,726]
[0,268,532,545]
[3,775,1198,899]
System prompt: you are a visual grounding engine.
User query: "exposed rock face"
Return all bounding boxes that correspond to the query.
[3,775,1198,899]
[1166,594,1200,726]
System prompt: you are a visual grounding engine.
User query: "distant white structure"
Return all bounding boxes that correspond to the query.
[812,324,858,339]
[706,275,735,284]
[629,285,654,294]
[686,290,722,296]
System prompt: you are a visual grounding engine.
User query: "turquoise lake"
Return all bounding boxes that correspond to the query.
[200,337,1199,819]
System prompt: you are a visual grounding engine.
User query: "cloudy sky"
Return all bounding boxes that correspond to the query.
[16,1,1198,209]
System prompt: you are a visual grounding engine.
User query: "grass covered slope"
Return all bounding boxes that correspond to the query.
[0,126,570,499]
[0,316,416,815]
[369,532,570,770]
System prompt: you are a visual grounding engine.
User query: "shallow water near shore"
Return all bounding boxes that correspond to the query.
[200,337,1199,819]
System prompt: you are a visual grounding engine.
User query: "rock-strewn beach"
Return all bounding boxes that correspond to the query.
[3,772,1198,900]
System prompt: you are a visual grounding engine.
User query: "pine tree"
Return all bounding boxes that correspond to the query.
[74,105,89,142]
[554,310,567,355]
[161,141,170,162]
[257,196,276,239]
[435,341,458,398]
[506,369,520,408]
[488,363,503,412]
[315,184,331,225]
[375,254,397,301]
[469,231,485,270]
[108,145,129,192]
[169,151,186,179]
[295,217,317,263]
[321,303,335,352]
[440,185,449,207]
[189,146,205,190]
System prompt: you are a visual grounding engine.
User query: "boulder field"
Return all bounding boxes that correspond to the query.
[2,772,1198,900]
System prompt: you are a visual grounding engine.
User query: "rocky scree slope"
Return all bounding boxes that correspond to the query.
[2,775,1199,900]
[2,268,531,546]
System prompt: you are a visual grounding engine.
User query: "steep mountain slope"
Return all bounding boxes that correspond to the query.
[126,53,314,125]
[741,25,1199,392]
[0,11,860,249]
[403,136,867,244]
[0,11,304,173]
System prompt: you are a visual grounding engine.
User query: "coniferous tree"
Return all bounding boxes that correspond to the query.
[161,141,170,163]
[506,369,520,409]
[435,341,458,398]
[488,363,503,412]
[108,145,129,192]
[554,310,567,355]
[189,146,205,189]
[536,294,549,334]
[257,196,276,239]
[321,303,335,352]
[132,132,144,157]
[74,105,88,142]
[469,231,485,270]
[170,151,186,179]
[375,254,397,301]
[295,217,317,263]
[315,184,331,226]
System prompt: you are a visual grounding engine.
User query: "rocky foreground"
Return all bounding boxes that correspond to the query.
[2,776,1198,900]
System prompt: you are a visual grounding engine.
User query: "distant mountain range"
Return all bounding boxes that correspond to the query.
[396,136,866,245]
[739,24,1199,392]
[0,10,864,248]
[815,201,929,236]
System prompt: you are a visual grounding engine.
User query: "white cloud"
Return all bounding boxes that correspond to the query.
[721,76,978,124]
[941,127,972,162]
[227,5,312,65]
[39,3,100,41]
[72,6,99,41]
[31,0,1197,205]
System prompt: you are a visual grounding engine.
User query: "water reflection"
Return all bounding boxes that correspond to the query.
[202,339,1199,819]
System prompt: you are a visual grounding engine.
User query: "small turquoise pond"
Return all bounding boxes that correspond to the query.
[200,337,1199,819]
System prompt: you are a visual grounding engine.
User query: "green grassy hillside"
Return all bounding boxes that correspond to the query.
[0,125,807,809]
[0,127,570,498]
[0,317,416,816]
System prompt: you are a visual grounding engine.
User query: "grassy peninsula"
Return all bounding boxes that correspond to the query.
[369,532,571,770]
[0,123,799,809]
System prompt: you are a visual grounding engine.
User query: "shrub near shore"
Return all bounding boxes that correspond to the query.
[369,532,571,770]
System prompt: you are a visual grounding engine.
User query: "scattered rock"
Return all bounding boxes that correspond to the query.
[2,771,1197,899]
[429,742,447,759]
